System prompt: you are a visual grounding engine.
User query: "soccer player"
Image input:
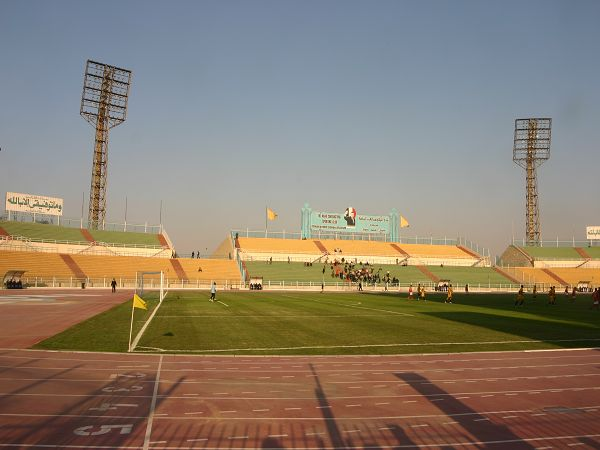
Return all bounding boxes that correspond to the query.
[515,285,524,306]
[210,282,217,302]
[445,284,453,303]
[548,286,556,305]
[419,285,426,301]
[408,284,413,300]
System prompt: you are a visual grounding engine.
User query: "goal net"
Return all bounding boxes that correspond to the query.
[135,271,166,302]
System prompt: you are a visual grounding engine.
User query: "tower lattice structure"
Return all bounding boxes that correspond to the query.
[513,118,551,246]
[80,60,132,229]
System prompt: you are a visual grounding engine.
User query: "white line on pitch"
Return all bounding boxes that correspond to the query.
[216,301,229,307]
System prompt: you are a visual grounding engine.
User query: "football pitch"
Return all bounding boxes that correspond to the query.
[35,290,600,355]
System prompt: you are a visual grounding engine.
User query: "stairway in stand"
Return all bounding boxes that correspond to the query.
[170,259,189,281]
[59,254,87,279]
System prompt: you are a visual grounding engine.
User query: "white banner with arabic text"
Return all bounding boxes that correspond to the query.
[586,226,600,240]
[5,192,63,216]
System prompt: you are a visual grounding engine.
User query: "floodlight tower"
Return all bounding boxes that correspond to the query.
[513,118,551,246]
[80,60,132,229]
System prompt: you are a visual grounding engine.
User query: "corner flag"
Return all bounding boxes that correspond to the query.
[267,208,278,221]
[133,294,147,310]
[400,216,410,228]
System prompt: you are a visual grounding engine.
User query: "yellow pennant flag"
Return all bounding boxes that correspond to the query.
[133,294,147,310]
[400,215,410,228]
[267,208,278,221]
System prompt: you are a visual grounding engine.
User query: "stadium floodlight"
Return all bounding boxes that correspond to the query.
[80,60,132,229]
[513,118,551,246]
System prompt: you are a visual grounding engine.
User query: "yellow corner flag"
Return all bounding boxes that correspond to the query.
[267,208,278,221]
[400,215,410,228]
[133,294,147,310]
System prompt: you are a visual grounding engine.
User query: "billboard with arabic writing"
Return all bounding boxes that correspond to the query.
[5,192,63,216]
[310,208,389,234]
[587,226,600,240]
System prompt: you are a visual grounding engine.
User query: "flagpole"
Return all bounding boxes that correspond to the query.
[128,299,135,352]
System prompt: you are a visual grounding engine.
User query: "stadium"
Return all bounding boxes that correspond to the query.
[2,3,600,449]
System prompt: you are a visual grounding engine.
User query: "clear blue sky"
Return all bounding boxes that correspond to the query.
[1,0,598,257]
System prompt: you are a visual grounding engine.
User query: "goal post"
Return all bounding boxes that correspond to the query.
[135,271,166,302]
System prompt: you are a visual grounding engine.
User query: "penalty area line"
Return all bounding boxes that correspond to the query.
[217,300,229,307]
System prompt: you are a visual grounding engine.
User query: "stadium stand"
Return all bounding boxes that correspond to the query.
[237,236,486,267]
[0,250,241,287]
[0,220,171,257]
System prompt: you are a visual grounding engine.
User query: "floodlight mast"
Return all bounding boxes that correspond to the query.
[513,118,551,246]
[80,60,132,229]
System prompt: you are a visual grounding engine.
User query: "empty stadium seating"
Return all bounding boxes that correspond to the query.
[0,250,241,287]
[237,237,485,267]
[0,220,171,258]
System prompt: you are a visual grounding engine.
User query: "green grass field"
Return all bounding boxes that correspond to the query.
[34,290,600,355]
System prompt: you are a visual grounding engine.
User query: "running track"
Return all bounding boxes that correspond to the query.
[0,289,599,449]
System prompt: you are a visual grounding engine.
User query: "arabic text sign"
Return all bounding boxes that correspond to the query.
[6,192,63,216]
[310,211,390,234]
[586,226,600,240]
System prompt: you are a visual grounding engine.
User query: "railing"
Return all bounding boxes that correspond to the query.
[0,234,164,250]
[0,238,171,258]
[1,212,162,234]
[14,276,531,292]
[16,277,243,290]
[512,237,600,247]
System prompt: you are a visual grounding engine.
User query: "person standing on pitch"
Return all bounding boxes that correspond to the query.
[210,282,217,302]
[111,278,117,293]
[515,285,524,306]
[445,284,453,303]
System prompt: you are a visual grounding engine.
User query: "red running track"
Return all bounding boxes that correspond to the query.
[0,349,599,449]
[0,290,599,448]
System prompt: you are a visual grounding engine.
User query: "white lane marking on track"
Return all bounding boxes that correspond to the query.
[502,415,518,419]
[184,412,204,415]
[253,409,270,412]
[268,434,288,438]
[285,407,301,410]
[228,436,248,440]
[221,410,236,413]
[343,429,360,433]
[375,402,390,405]
[142,355,163,450]
[474,418,490,421]
[187,438,208,442]
[305,432,325,436]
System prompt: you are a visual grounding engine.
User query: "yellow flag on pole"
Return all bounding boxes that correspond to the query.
[133,294,147,310]
[400,216,410,228]
[267,208,278,221]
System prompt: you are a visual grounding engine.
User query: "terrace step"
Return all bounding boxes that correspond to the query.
[416,265,439,282]
[541,268,568,287]
[80,229,96,243]
[59,254,87,279]
[170,259,189,281]
[493,266,520,284]
[575,247,591,259]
